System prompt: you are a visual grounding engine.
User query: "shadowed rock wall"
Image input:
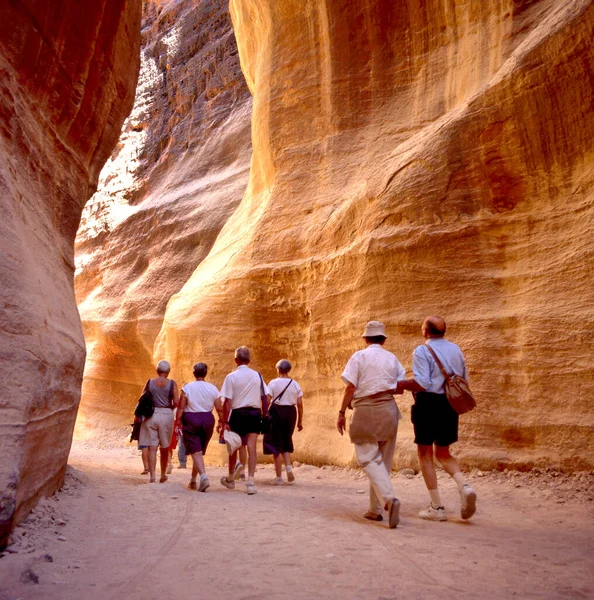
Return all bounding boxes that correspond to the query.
[74,0,252,434]
[155,0,594,470]
[0,0,141,548]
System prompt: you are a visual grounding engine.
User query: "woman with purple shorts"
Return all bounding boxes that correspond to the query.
[175,362,223,492]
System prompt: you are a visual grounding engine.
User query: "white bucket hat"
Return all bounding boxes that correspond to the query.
[223,430,242,455]
[361,320,387,338]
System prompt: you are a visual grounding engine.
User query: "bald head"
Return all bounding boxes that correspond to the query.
[423,315,446,338]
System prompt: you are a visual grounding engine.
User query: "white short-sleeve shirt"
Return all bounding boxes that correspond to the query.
[181,380,220,413]
[341,344,406,399]
[220,365,269,410]
[268,378,303,407]
[412,338,467,394]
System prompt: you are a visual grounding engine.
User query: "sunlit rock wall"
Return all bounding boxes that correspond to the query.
[74,0,252,435]
[0,1,141,547]
[155,0,594,471]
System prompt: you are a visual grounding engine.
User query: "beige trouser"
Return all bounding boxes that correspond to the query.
[354,423,398,515]
[350,396,400,515]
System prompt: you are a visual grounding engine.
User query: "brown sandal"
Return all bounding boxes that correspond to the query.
[188,481,197,490]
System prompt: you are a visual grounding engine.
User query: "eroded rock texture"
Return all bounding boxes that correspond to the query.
[156,0,594,470]
[0,1,141,547]
[74,0,252,433]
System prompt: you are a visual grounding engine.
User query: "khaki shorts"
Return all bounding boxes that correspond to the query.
[139,408,174,448]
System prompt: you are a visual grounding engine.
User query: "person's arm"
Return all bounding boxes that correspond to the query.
[221,398,232,431]
[214,397,224,431]
[297,396,304,431]
[175,390,188,427]
[337,383,356,436]
[172,381,180,409]
[396,379,425,393]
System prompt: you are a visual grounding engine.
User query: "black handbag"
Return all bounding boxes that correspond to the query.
[134,380,154,419]
[130,420,142,442]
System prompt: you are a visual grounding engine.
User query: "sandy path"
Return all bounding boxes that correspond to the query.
[1,442,593,600]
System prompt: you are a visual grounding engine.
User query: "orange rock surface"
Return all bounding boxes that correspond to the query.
[78,1,594,471]
[0,1,141,547]
[74,0,252,434]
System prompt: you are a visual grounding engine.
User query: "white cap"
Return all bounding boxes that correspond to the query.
[361,321,387,338]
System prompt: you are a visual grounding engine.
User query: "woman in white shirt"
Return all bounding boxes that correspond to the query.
[263,359,304,485]
[175,362,223,492]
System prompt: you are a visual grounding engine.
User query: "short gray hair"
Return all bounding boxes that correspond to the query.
[235,346,251,363]
[156,360,171,374]
[193,362,208,378]
[276,359,292,374]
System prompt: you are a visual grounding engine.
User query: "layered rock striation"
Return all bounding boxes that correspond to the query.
[74,0,252,432]
[157,0,594,470]
[0,1,141,547]
[75,1,594,472]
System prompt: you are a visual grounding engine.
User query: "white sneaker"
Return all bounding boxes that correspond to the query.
[233,462,245,481]
[460,484,477,520]
[286,468,295,483]
[246,482,257,495]
[198,477,210,493]
[419,505,447,521]
[271,477,284,486]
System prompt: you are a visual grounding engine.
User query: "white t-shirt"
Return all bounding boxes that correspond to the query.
[341,344,406,399]
[220,365,269,410]
[268,378,303,407]
[181,380,220,413]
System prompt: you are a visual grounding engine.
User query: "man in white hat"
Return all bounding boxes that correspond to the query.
[337,321,406,528]
[219,346,270,495]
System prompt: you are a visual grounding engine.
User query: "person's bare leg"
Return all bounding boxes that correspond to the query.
[159,446,169,481]
[239,446,247,467]
[418,444,437,490]
[191,451,206,481]
[283,452,295,482]
[148,446,158,482]
[434,445,460,477]
[435,445,476,519]
[141,448,149,473]
[246,434,258,478]
[228,449,238,479]
[274,454,282,478]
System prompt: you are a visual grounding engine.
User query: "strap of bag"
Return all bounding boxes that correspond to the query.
[168,379,174,408]
[425,345,452,383]
[258,373,269,415]
[271,379,293,407]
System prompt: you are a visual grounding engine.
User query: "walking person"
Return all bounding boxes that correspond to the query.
[220,347,270,495]
[174,362,222,492]
[401,316,477,521]
[263,360,304,485]
[337,321,406,528]
[138,360,179,483]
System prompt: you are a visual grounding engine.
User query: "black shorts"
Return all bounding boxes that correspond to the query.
[411,392,459,447]
[263,404,297,455]
[229,407,262,442]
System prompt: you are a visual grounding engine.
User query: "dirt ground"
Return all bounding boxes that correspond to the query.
[1,439,593,600]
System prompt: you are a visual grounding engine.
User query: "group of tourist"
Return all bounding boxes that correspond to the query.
[135,315,476,528]
[136,348,303,496]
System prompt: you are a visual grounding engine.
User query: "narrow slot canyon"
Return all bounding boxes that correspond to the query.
[1,1,593,597]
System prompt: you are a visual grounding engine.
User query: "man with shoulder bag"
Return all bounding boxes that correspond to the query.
[399,316,477,522]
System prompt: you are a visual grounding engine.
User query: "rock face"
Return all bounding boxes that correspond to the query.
[74,0,252,433]
[77,1,594,471]
[158,0,594,471]
[0,1,141,548]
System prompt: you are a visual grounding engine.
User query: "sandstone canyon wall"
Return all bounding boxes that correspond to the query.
[0,1,141,547]
[156,0,594,470]
[74,0,252,436]
[75,0,594,472]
